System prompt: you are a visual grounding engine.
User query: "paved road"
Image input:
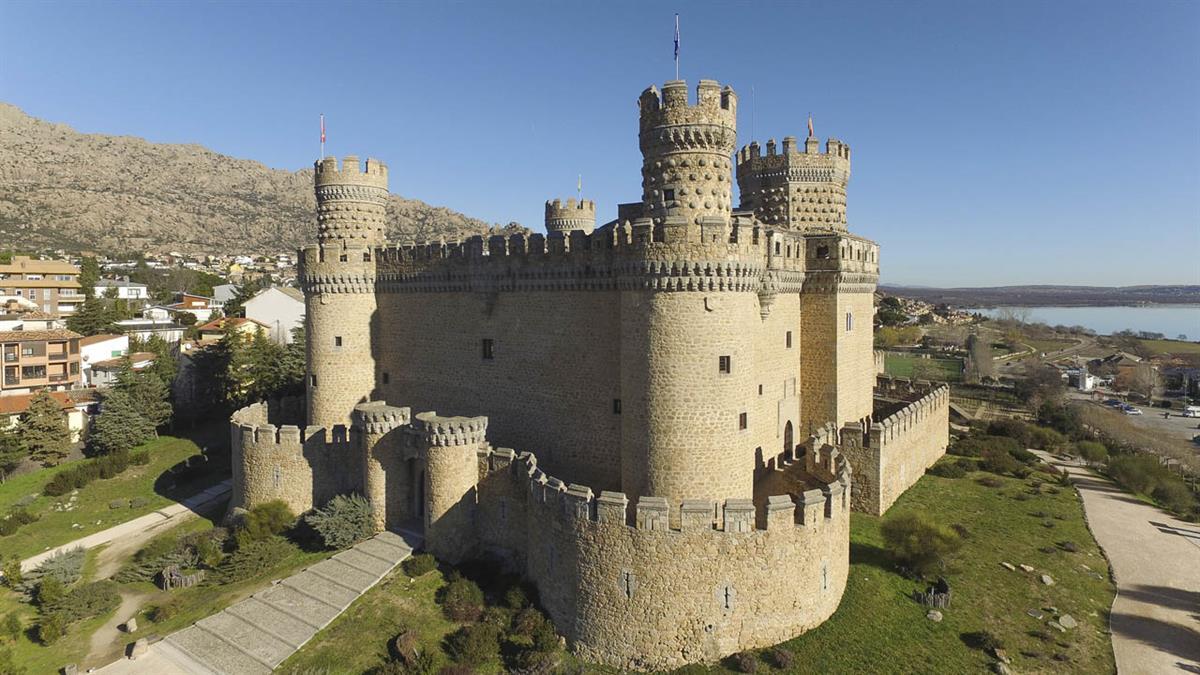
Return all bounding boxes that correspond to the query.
[17,480,232,573]
[1035,452,1200,674]
[96,529,420,674]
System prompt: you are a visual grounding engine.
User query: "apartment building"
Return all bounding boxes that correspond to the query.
[1,329,83,396]
[0,256,83,317]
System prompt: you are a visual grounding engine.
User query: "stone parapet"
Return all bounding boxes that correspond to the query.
[545,198,596,235]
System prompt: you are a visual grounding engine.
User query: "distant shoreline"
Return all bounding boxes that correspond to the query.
[882,285,1200,308]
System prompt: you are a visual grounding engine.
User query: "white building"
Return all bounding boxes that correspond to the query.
[114,318,185,345]
[244,286,305,344]
[94,278,150,302]
[213,284,240,304]
[79,333,129,386]
[90,351,156,388]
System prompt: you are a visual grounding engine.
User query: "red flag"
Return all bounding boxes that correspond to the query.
[320,114,326,144]
[807,114,814,138]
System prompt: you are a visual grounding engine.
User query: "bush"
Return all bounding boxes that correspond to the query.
[1152,480,1197,515]
[880,512,963,577]
[304,493,373,550]
[36,612,63,644]
[928,462,966,478]
[986,419,1030,445]
[1,612,21,644]
[732,650,758,673]
[402,553,438,578]
[130,496,150,509]
[109,499,128,510]
[504,585,531,610]
[207,536,295,585]
[981,448,1021,476]
[1108,455,1169,495]
[768,647,794,670]
[977,476,1004,488]
[235,500,295,548]
[1029,426,1067,451]
[0,645,26,675]
[1009,446,1039,464]
[130,450,151,465]
[42,580,120,623]
[511,606,548,637]
[0,558,22,589]
[445,623,500,665]
[1075,441,1107,463]
[150,595,183,623]
[963,630,1004,652]
[442,577,485,622]
[42,452,138,497]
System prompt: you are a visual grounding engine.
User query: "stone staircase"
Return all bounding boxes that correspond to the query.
[100,529,421,674]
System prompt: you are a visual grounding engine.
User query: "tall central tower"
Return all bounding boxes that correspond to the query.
[302,156,388,429]
[637,80,737,224]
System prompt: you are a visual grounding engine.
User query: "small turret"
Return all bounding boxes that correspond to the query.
[544,198,596,235]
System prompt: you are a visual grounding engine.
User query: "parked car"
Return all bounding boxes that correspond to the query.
[1123,406,1143,416]
[1105,399,1123,407]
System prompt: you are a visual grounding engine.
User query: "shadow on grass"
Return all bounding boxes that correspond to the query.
[848,541,892,571]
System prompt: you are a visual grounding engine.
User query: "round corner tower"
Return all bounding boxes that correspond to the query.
[302,155,388,429]
[544,198,596,234]
[638,79,738,224]
[735,134,851,231]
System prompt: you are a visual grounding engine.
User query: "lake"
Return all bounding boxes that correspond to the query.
[966,305,1200,340]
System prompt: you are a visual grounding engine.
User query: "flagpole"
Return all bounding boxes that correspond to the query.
[320,114,326,159]
[674,14,680,80]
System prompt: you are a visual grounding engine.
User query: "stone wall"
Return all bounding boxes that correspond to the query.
[841,379,950,515]
[474,442,851,670]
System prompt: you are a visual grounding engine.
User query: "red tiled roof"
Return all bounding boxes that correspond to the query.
[0,329,82,342]
[0,391,77,416]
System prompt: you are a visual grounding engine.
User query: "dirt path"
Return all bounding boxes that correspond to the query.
[86,588,154,668]
[1035,451,1200,674]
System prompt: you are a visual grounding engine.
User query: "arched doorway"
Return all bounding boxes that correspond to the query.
[783,421,794,457]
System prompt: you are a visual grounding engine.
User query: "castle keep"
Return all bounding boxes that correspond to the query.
[231,79,949,669]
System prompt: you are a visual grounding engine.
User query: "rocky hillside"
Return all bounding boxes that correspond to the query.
[0,103,510,254]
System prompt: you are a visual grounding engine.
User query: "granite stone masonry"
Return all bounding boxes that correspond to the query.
[228,79,949,669]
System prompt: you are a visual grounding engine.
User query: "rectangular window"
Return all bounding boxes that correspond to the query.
[310,374,317,387]
[718,355,731,374]
[334,336,343,347]
[758,384,763,396]
[739,412,748,430]
[786,331,793,348]
[482,338,495,360]
[613,399,622,415]
[845,312,853,332]
[382,372,389,384]
[663,188,675,202]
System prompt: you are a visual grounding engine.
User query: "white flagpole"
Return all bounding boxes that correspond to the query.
[674,14,680,80]
[320,114,325,159]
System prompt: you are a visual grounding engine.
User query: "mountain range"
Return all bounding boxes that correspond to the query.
[0,103,510,255]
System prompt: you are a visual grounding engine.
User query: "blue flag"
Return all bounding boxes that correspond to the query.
[674,14,680,62]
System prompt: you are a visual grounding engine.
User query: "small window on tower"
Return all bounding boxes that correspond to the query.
[482,338,495,360]
[310,374,317,387]
[613,398,622,415]
[739,412,748,430]
[719,355,731,374]
[786,331,793,348]
[339,253,349,262]
[758,384,763,396]
[334,336,343,348]
[382,372,390,384]
[846,312,854,332]
[363,251,371,262]
[663,188,675,202]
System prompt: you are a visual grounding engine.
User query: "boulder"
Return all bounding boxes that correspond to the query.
[128,638,149,660]
[1019,564,1035,573]
[1040,574,1055,586]
[926,610,943,622]
[123,617,138,633]
[1000,562,1016,571]
[1059,614,1077,629]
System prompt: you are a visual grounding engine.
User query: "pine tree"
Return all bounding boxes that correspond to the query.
[78,256,100,295]
[66,292,115,336]
[113,359,172,430]
[0,425,26,479]
[145,334,178,386]
[90,390,155,455]
[19,391,71,467]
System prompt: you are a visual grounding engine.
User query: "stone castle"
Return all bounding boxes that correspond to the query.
[230,79,949,669]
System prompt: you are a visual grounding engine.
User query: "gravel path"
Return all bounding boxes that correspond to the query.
[1036,452,1200,674]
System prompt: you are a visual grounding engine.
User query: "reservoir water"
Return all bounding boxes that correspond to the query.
[966,305,1200,340]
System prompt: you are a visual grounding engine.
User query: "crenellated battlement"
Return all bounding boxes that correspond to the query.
[869,380,950,447]
[314,155,389,191]
[478,437,849,535]
[414,411,489,447]
[353,401,411,435]
[638,80,737,138]
[736,134,852,232]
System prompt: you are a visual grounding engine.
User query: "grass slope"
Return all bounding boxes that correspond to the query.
[0,435,204,560]
[885,354,964,382]
[693,460,1116,674]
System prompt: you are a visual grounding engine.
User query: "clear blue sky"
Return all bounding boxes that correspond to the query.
[2,1,1197,286]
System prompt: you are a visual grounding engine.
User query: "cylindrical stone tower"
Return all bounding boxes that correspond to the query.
[302,155,388,429]
[638,79,738,224]
[544,198,596,234]
[417,412,488,564]
[735,135,851,232]
[355,401,411,532]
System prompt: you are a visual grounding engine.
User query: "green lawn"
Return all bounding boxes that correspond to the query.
[885,354,964,382]
[277,567,464,674]
[1026,338,1078,354]
[687,459,1116,674]
[0,435,212,560]
[1137,338,1200,356]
